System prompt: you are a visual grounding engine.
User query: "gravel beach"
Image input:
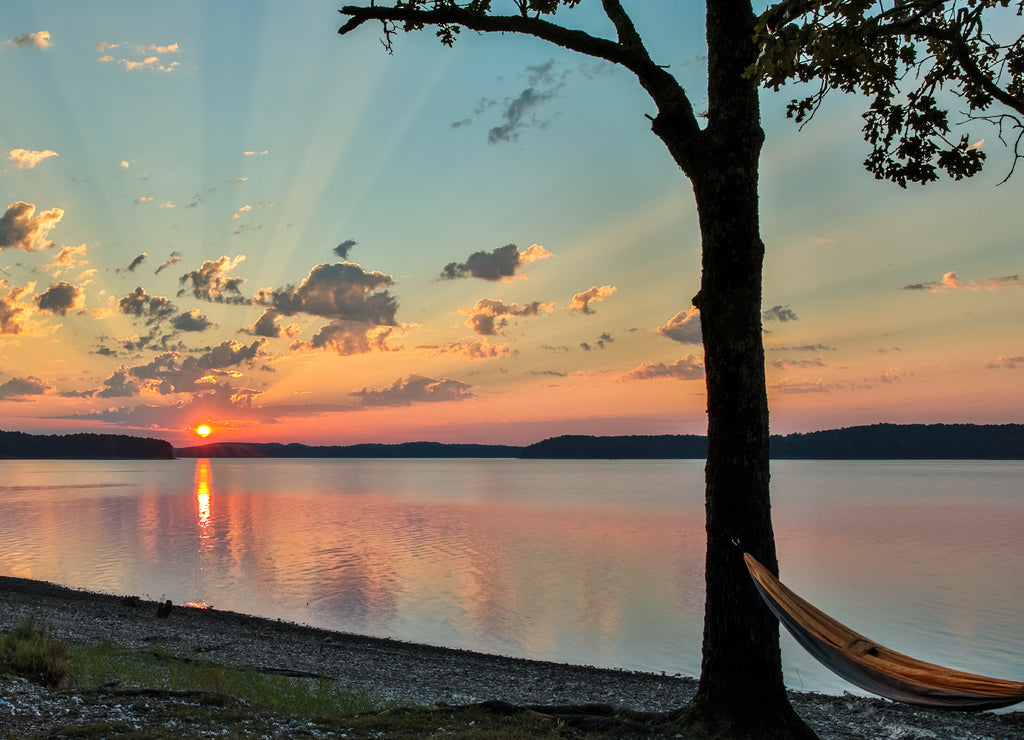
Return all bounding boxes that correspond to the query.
[1,575,1021,738]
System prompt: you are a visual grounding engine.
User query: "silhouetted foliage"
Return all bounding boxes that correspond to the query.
[0,430,174,460]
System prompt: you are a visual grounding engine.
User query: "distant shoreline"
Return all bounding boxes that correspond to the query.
[2,423,1023,460]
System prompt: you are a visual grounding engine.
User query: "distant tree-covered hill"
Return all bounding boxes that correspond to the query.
[0,430,174,460]
[521,434,707,459]
[176,441,520,458]
[768,423,1024,459]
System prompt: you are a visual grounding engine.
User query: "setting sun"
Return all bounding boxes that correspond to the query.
[196,425,212,438]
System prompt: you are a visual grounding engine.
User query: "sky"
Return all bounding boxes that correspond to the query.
[0,1,1021,448]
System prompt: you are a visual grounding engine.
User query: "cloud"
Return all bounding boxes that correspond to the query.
[243,150,269,157]
[246,308,299,339]
[171,308,213,332]
[97,366,143,398]
[624,356,705,381]
[459,298,554,335]
[422,338,513,360]
[762,305,798,322]
[0,201,64,252]
[263,262,397,324]
[295,323,397,356]
[903,271,1023,292]
[178,255,248,303]
[570,285,616,315]
[9,32,51,48]
[656,306,702,344]
[198,339,262,369]
[0,376,50,400]
[772,343,837,352]
[334,239,357,260]
[118,287,176,324]
[440,243,551,281]
[99,43,181,72]
[35,281,83,315]
[44,244,88,277]
[134,196,154,204]
[154,250,181,275]
[0,282,35,335]
[771,357,827,370]
[769,378,829,394]
[987,355,1024,369]
[126,253,147,272]
[488,86,561,144]
[231,204,252,220]
[350,374,475,407]
[8,149,59,169]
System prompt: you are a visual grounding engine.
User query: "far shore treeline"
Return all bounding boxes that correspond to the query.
[1,423,1022,461]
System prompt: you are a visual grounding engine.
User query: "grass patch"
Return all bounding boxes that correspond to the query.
[66,638,375,720]
[0,617,69,686]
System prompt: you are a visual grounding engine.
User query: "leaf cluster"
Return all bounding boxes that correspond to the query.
[755,0,1024,185]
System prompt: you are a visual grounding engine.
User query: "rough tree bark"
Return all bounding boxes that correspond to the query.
[338,1,815,737]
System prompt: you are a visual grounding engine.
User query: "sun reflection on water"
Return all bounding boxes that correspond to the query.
[194,458,212,542]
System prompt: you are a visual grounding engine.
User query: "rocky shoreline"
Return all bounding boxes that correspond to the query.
[1,575,1021,738]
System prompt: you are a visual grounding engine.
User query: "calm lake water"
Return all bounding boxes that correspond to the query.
[0,458,1021,699]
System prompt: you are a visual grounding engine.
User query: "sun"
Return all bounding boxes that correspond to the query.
[195,425,212,438]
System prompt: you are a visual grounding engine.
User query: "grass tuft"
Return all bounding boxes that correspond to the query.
[0,617,69,686]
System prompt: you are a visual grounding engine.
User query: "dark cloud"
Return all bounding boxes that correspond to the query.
[295,323,396,356]
[171,308,213,332]
[440,243,551,281]
[0,201,63,251]
[178,255,247,303]
[624,356,705,381]
[772,344,836,352]
[488,86,560,144]
[762,305,798,322]
[420,338,513,360]
[987,355,1024,369]
[657,307,702,344]
[334,239,357,260]
[35,281,82,315]
[246,308,299,338]
[97,367,142,398]
[118,287,176,325]
[154,251,182,275]
[0,375,50,400]
[126,253,147,272]
[350,374,474,407]
[460,298,554,336]
[198,339,262,369]
[771,358,827,370]
[264,262,397,325]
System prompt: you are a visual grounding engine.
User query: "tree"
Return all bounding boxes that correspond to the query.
[336,1,1022,737]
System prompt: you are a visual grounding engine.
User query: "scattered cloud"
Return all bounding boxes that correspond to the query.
[97,41,181,72]
[35,281,84,315]
[232,204,252,220]
[44,244,88,277]
[762,305,798,322]
[119,287,176,325]
[0,376,50,400]
[262,262,397,324]
[769,378,829,394]
[125,253,147,272]
[294,322,397,356]
[0,201,64,252]
[987,355,1024,369]
[423,338,513,360]
[459,298,554,336]
[334,239,357,260]
[903,271,1023,292]
[350,374,475,407]
[570,285,616,315]
[623,356,705,381]
[171,308,213,332]
[0,282,36,335]
[771,343,837,352]
[8,149,58,169]
[245,308,299,339]
[154,251,181,275]
[243,150,269,157]
[178,255,248,303]
[771,357,827,370]
[9,32,51,48]
[440,243,551,281]
[656,306,702,344]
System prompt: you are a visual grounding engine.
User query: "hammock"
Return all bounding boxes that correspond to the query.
[744,552,1024,711]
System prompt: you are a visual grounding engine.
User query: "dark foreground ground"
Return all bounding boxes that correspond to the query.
[0,575,1021,739]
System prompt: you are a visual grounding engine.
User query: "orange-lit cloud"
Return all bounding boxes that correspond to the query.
[769,378,829,394]
[35,281,83,315]
[293,322,397,356]
[904,271,1023,292]
[9,32,51,48]
[772,357,826,370]
[350,374,475,407]
[656,306,701,344]
[0,282,37,335]
[422,338,513,359]
[246,308,300,339]
[0,376,51,400]
[624,356,705,381]
[45,244,88,277]
[261,262,398,324]
[8,149,59,169]
[570,284,616,315]
[987,355,1024,369]
[0,201,64,252]
[460,298,554,335]
[178,255,247,303]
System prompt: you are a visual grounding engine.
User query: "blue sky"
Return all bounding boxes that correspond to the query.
[0,1,1021,447]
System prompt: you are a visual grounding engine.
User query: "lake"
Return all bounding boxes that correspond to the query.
[0,457,1021,700]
